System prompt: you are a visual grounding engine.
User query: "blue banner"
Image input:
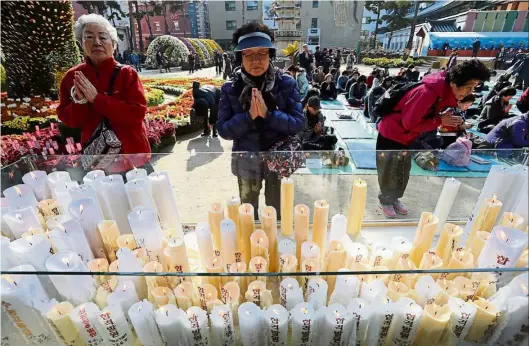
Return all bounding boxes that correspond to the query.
[188,3,198,38]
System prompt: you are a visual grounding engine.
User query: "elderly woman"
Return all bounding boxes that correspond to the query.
[217,22,304,219]
[57,14,151,175]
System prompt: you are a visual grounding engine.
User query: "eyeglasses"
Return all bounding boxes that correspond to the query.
[242,52,269,62]
[83,34,110,44]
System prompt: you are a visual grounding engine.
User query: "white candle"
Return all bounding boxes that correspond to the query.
[494,296,529,346]
[440,297,477,345]
[49,219,94,263]
[3,184,38,211]
[329,270,361,307]
[306,278,328,310]
[47,171,71,200]
[365,296,394,346]
[490,272,529,304]
[1,198,14,239]
[125,167,147,182]
[499,212,525,231]
[115,248,148,299]
[70,184,103,213]
[69,197,106,258]
[107,280,140,322]
[45,214,72,230]
[22,171,50,201]
[154,304,186,346]
[329,214,348,243]
[245,280,273,309]
[433,177,461,233]
[346,242,369,269]
[414,275,442,306]
[149,171,183,232]
[208,202,224,251]
[70,302,105,346]
[277,238,296,258]
[220,218,238,268]
[128,300,164,346]
[125,177,156,211]
[1,237,18,270]
[347,298,371,346]
[210,304,236,346]
[291,302,316,346]
[370,244,394,268]
[389,236,413,266]
[279,278,304,311]
[319,304,354,346]
[9,234,52,272]
[3,206,43,238]
[301,241,320,264]
[359,279,388,303]
[54,180,78,214]
[195,221,215,267]
[385,297,423,346]
[127,206,163,262]
[97,305,135,346]
[264,304,289,346]
[184,306,211,346]
[45,251,96,305]
[99,175,132,235]
[238,302,264,346]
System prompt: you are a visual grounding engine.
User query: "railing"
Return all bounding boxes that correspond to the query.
[275,30,303,38]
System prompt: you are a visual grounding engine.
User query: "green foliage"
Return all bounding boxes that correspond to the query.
[145,35,189,68]
[362,57,426,68]
[146,88,164,106]
[0,64,6,92]
[188,39,204,60]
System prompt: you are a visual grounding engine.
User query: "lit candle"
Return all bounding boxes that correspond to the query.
[346,242,370,270]
[464,298,501,344]
[127,206,163,262]
[467,194,503,244]
[434,278,459,305]
[1,198,14,239]
[148,171,183,232]
[163,237,190,287]
[54,180,78,214]
[228,261,248,294]
[160,227,180,250]
[262,206,278,272]
[387,281,409,302]
[264,304,289,346]
[239,203,255,265]
[277,238,296,258]
[369,266,391,285]
[385,297,423,346]
[69,197,106,258]
[70,302,105,346]
[97,305,135,346]
[238,302,264,345]
[319,304,354,346]
[294,204,310,264]
[143,260,169,303]
[210,304,236,346]
[360,279,388,303]
[94,277,118,309]
[329,271,360,307]
[22,171,50,201]
[9,234,53,273]
[226,196,241,253]
[125,166,147,182]
[46,301,84,345]
[418,252,443,280]
[1,237,18,270]
[439,297,477,344]
[107,280,140,322]
[37,199,61,220]
[280,177,294,236]
[470,272,497,299]
[124,177,157,211]
[347,298,371,346]
[499,212,525,231]
[433,177,461,234]
[174,281,200,311]
[116,248,147,299]
[436,223,463,265]
[154,304,186,346]
[324,240,346,294]
[467,230,490,262]
[195,222,215,266]
[69,184,103,213]
[414,275,442,307]
[347,178,367,237]
[3,184,38,211]
[87,257,110,285]
[3,206,43,238]
[248,257,268,283]
[220,218,239,269]
[205,256,224,293]
[98,220,121,262]
[329,213,347,243]
[306,277,328,310]
[221,281,241,325]
[301,240,320,264]
[389,236,413,268]
[410,212,439,266]
[98,175,132,234]
[279,278,304,311]
[290,302,316,346]
[45,214,71,230]
[116,234,136,250]
[151,286,176,308]
[370,244,394,268]
[128,300,164,346]
[312,200,329,261]
[47,171,71,200]
[414,303,451,345]
[366,296,394,346]
[301,257,319,292]
[208,202,224,252]
[279,254,298,277]
[83,169,106,185]
[492,295,529,346]
[515,248,528,271]
[250,229,269,262]
[444,247,475,280]
[134,247,150,265]
[245,280,272,309]
[83,170,110,220]
[184,306,211,346]
[390,257,418,288]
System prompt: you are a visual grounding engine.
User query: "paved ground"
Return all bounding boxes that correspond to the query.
[140,64,485,224]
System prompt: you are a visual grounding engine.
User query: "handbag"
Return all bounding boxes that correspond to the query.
[262,135,305,178]
[81,64,123,170]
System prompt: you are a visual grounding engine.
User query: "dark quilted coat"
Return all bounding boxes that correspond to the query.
[217,68,305,179]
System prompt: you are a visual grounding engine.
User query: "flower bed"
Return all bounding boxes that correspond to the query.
[362,57,427,68]
[144,86,165,106]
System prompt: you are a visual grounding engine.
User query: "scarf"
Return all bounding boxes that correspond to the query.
[237,64,277,112]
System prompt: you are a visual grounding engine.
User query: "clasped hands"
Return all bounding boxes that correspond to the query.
[72,71,98,103]
[249,88,268,120]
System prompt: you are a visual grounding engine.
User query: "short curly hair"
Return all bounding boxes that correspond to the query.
[447,59,491,86]
[232,22,276,62]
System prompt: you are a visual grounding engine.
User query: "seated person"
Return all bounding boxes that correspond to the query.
[517,87,529,114]
[347,75,367,107]
[301,88,320,109]
[345,71,360,96]
[337,70,349,93]
[408,65,420,82]
[365,76,393,122]
[485,113,529,149]
[313,66,326,85]
[301,96,338,150]
[477,86,517,133]
[320,74,338,100]
[330,68,338,84]
[366,69,378,88]
[438,93,476,148]
[479,81,512,110]
[192,81,220,137]
[296,68,310,99]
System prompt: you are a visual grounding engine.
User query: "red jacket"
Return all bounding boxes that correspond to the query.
[366,75,374,88]
[378,71,458,146]
[57,57,150,172]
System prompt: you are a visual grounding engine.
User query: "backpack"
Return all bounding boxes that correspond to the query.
[441,137,472,167]
[372,82,423,118]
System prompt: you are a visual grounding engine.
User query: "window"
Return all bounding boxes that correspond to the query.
[154,21,161,32]
[296,20,301,30]
[173,21,179,30]
[511,2,519,10]
[226,20,237,30]
[311,18,318,28]
[312,0,318,8]
[362,17,371,24]
[225,1,236,11]
[246,1,258,11]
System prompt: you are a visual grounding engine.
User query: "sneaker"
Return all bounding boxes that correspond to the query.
[393,200,409,215]
[380,204,397,218]
[212,133,218,138]
[201,133,210,137]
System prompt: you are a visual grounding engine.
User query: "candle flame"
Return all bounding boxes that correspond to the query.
[80,204,84,214]
[336,243,341,251]
[258,238,263,244]
[500,230,508,242]
[14,186,22,196]
[301,307,308,314]
[522,283,528,296]
[334,310,340,318]
[287,284,292,289]
[61,257,70,267]
[97,259,102,267]
[4,275,16,285]
[122,284,127,292]
[273,309,279,315]
[138,306,142,311]
[492,194,497,203]
[30,172,36,179]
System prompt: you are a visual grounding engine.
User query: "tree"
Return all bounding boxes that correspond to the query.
[403,1,433,59]
[364,1,385,49]
[381,1,412,51]
[131,1,146,52]
[141,1,154,39]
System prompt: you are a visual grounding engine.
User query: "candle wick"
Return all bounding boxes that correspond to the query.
[28,242,33,246]
[13,281,17,286]
[166,310,169,316]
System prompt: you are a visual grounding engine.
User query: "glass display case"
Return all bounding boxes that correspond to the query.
[1,150,528,346]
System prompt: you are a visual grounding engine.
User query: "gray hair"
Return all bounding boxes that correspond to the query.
[74,14,118,46]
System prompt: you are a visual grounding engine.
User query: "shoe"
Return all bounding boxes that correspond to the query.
[212,133,218,138]
[393,200,408,215]
[201,133,210,137]
[380,204,397,218]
